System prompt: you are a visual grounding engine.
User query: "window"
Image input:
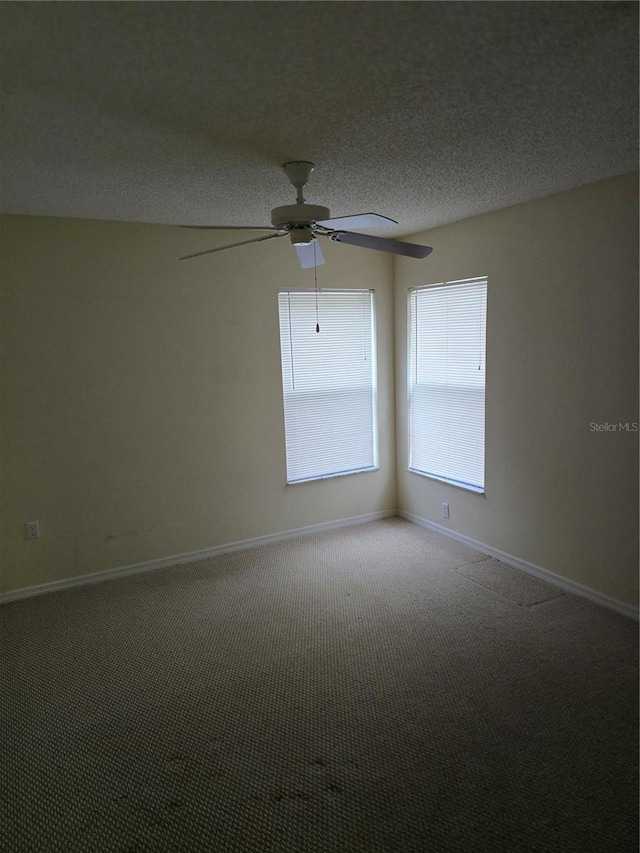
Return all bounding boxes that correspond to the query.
[408,277,487,492]
[278,289,378,483]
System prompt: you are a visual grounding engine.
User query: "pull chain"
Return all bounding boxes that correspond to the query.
[314,240,320,333]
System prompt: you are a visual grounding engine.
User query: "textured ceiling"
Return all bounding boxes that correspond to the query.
[0,2,637,237]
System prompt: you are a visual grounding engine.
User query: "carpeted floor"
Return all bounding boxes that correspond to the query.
[1,518,637,852]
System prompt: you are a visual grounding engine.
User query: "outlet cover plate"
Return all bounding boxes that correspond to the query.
[25,521,40,540]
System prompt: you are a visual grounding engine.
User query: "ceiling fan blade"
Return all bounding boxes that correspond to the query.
[180,225,278,231]
[316,212,398,230]
[295,239,325,269]
[331,230,432,259]
[180,232,285,260]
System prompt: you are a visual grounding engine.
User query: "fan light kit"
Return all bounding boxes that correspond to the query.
[180,161,433,268]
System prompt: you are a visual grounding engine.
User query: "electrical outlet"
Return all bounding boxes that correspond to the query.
[25,521,40,540]
[441,503,450,519]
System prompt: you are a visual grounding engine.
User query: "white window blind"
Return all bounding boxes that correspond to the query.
[278,289,377,483]
[408,277,487,492]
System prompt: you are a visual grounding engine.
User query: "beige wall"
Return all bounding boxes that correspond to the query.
[0,216,396,594]
[395,173,639,606]
[2,173,638,606]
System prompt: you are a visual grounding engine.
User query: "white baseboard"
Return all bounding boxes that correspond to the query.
[0,510,396,605]
[398,510,639,621]
[5,509,636,621]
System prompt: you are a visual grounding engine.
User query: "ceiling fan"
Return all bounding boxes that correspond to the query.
[180,161,433,268]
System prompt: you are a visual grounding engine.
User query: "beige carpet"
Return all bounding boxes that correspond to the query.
[1,518,637,852]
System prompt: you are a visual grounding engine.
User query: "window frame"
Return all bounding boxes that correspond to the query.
[407,276,487,494]
[278,287,379,485]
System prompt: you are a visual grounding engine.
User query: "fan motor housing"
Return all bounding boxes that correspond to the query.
[270,204,330,229]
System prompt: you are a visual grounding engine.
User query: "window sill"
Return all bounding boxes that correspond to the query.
[408,467,485,495]
[287,466,380,485]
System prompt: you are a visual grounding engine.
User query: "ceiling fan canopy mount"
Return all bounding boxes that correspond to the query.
[281,160,315,199]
